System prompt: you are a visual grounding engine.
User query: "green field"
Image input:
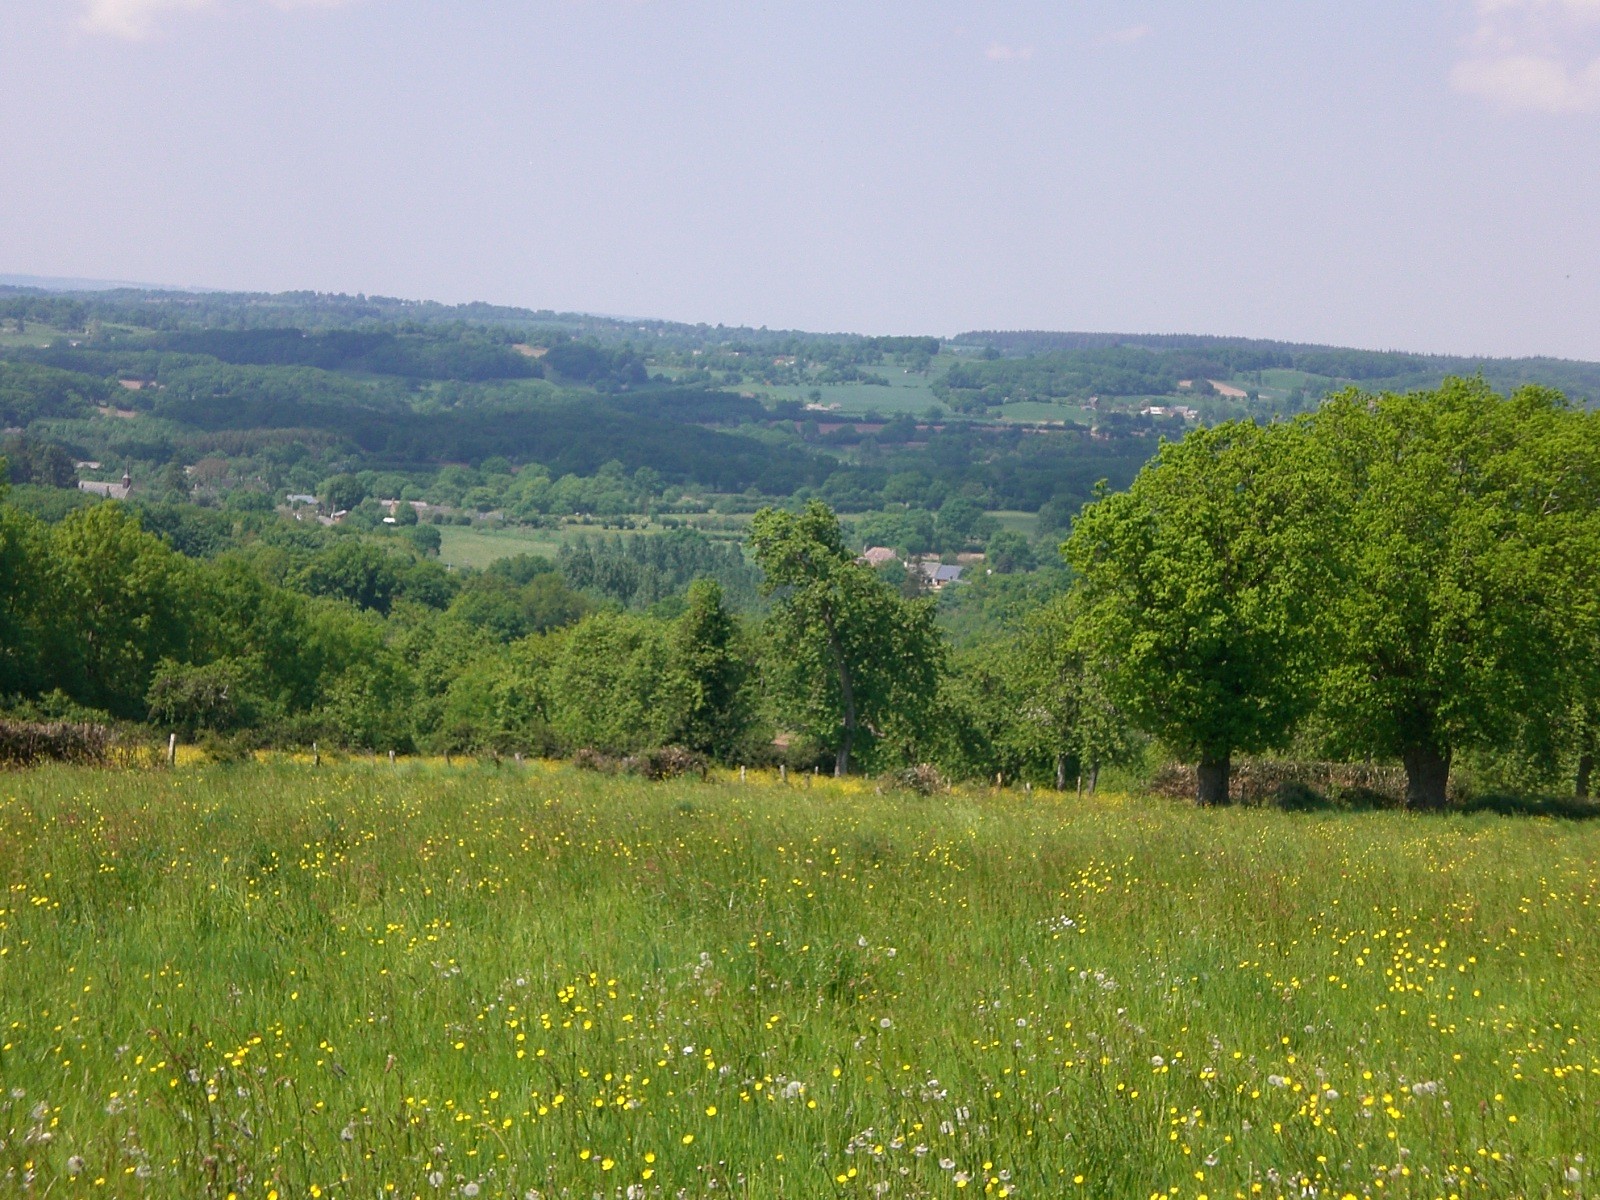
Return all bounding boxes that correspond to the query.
[0,322,71,350]
[436,520,750,571]
[436,525,566,569]
[987,510,1040,537]
[2,764,1595,1198]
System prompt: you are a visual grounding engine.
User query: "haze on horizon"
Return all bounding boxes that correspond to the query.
[3,0,1599,360]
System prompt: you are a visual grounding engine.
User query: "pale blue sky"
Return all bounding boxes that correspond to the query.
[4,1,1599,357]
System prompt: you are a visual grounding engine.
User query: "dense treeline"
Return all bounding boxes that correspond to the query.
[953,330,1600,404]
[4,378,1596,803]
[155,329,540,381]
[1068,377,1600,806]
[937,347,1181,409]
[2,338,1147,520]
[0,472,1068,778]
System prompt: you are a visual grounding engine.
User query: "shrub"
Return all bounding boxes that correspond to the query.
[1151,759,1406,808]
[626,745,708,781]
[573,747,620,774]
[0,718,119,767]
[891,763,949,796]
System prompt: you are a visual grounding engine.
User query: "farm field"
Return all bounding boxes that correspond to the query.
[2,765,1596,1198]
[436,525,566,569]
[986,510,1041,538]
[436,518,753,570]
[0,321,70,349]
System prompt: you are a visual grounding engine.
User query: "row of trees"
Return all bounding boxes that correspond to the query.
[4,378,1594,804]
[0,473,1091,781]
[1068,379,1600,806]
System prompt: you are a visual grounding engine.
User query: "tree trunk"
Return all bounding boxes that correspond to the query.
[1197,754,1230,806]
[1402,744,1451,811]
[1055,752,1068,792]
[1577,752,1594,800]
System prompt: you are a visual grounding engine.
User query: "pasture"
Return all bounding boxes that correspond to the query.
[0,764,1594,1198]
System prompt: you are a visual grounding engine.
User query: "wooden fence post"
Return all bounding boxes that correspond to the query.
[389,750,396,764]
[313,742,320,767]
[167,732,177,767]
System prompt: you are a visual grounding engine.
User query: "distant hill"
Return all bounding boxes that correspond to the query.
[951,329,1600,405]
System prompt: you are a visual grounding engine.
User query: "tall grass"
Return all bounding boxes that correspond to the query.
[0,763,1595,1198]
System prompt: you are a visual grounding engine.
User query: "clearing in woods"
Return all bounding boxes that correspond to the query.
[0,763,1595,1197]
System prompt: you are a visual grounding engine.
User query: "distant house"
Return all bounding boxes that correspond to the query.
[859,546,898,568]
[79,471,131,501]
[913,562,965,590]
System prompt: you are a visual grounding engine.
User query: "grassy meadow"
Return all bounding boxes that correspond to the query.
[1,763,1596,1198]
[435,526,567,571]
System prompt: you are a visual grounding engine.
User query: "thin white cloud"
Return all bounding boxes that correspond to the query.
[1454,0,1600,111]
[80,0,213,39]
[1478,0,1600,16]
[1096,24,1152,47]
[79,0,360,40]
[1452,51,1600,110]
[985,42,1034,63]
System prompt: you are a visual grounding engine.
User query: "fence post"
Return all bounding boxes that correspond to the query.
[389,750,396,765]
[779,764,786,783]
[514,752,524,766]
[313,741,320,767]
[739,765,746,782]
[444,749,451,767]
[167,732,177,767]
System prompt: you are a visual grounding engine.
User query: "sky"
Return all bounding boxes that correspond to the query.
[3,1,1599,359]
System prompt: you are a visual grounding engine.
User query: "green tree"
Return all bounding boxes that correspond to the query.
[447,572,591,642]
[937,496,998,550]
[0,477,54,697]
[544,613,676,753]
[49,502,195,718]
[146,656,268,737]
[667,579,753,760]
[1067,419,1333,805]
[986,529,1036,574]
[301,602,415,750]
[1311,380,1600,808]
[749,501,944,774]
[406,524,443,556]
[320,473,368,512]
[1006,593,1138,792]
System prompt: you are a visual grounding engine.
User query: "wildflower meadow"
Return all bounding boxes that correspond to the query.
[1,762,1596,1198]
